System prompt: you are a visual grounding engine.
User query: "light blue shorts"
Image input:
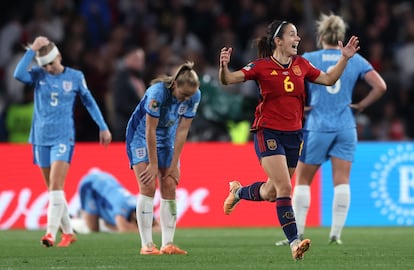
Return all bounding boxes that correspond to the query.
[127,144,175,168]
[299,128,357,165]
[33,143,74,167]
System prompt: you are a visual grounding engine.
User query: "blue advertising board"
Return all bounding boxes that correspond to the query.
[321,142,414,226]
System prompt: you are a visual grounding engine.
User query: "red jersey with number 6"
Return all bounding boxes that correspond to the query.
[241,55,320,131]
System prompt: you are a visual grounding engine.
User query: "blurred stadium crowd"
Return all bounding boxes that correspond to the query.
[0,0,413,143]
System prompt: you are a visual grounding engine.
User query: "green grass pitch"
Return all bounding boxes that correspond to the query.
[0,227,413,270]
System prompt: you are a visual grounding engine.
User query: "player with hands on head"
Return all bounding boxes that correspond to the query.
[219,19,360,260]
[126,61,201,255]
[275,13,386,247]
[13,36,112,248]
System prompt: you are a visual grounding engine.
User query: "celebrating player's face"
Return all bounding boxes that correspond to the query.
[279,24,301,56]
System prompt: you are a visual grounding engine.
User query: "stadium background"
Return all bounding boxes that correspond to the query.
[0,0,413,229]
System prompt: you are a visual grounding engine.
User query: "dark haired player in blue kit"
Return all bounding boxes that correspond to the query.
[14,36,112,248]
[126,61,201,255]
[276,13,386,247]
[219,19,360,260]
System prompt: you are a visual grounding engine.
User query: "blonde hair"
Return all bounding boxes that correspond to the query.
[36,42,57,57]
[316,13,347,48]
[150,61,200,89]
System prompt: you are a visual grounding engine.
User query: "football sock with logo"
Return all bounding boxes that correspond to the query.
[276,197,298,244]
[160,199,177,246]
[330,184,350,239]
[137,194,155,247]
[292,185,311,236]
[47,190,65,239]
[238,182,265,201]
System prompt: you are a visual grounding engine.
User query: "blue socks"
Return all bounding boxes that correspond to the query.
[238,182,265,201]
[276,197,298,244]
[238,184,298,244]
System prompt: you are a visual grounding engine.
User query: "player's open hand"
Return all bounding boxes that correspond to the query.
[139,164,158,185]
[163,166,180,183]
[339,35,360,59]
[220,47,233,68]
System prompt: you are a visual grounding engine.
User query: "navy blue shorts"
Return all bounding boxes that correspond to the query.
[253,128,303,168]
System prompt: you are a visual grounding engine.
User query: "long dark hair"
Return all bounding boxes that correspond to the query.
[256,20,289,58]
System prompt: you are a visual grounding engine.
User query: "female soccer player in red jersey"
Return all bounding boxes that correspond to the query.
[219,20,360,260]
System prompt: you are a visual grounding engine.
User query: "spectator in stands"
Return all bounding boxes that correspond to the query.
[111,48,146,141]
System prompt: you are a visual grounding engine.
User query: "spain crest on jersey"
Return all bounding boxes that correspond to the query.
[292,65,302,76]
[266,139,277,150]
[62,80,72,92]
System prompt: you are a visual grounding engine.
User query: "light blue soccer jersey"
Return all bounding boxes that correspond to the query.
[302,49,373,131]
[126,82,201,148]
[78,169,136,226]
[13,49,109,145]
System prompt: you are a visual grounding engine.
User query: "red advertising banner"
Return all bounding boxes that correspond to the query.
[0,142,320,229]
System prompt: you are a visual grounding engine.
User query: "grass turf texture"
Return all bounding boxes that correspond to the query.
[0,227,413,270]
